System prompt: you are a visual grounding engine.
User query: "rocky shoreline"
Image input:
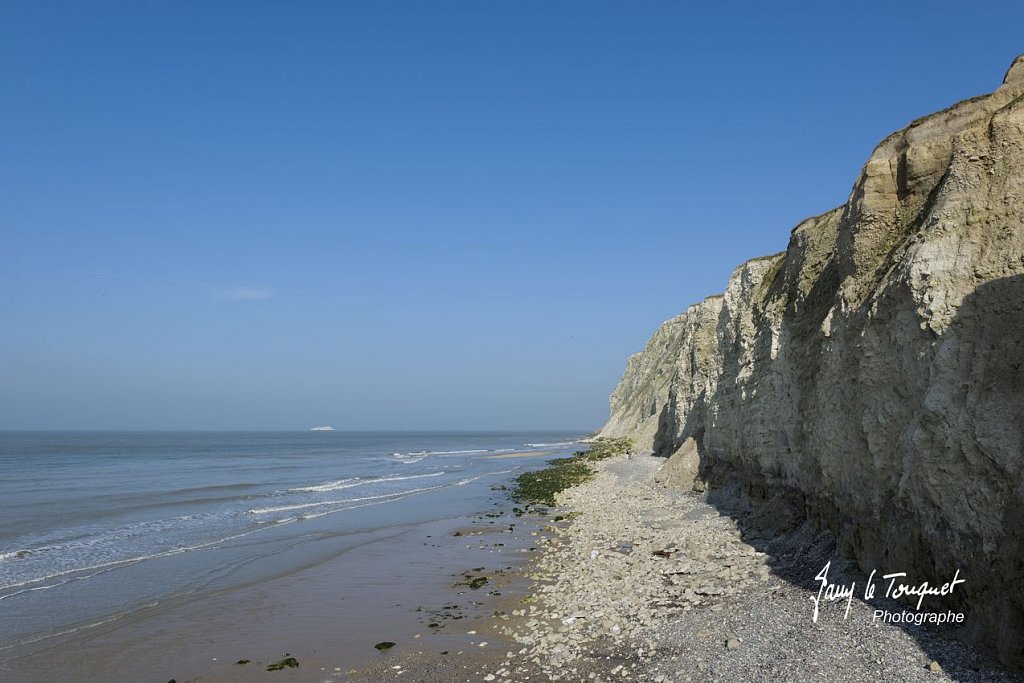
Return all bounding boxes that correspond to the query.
[484,454,1020,683]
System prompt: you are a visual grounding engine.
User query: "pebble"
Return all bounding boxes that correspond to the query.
[489,454,1017,683]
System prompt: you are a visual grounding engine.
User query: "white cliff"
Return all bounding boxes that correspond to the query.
[600,56,1024,666]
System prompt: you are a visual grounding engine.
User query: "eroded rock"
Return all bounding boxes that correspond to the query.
[598,56,1024,667]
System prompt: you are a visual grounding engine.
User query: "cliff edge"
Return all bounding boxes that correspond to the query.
[600,57,1024,666]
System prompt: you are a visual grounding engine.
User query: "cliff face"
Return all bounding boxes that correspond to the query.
[601,57,1024,665]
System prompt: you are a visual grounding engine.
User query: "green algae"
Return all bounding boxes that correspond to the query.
[266,656,299,671]
[512,437,633,506]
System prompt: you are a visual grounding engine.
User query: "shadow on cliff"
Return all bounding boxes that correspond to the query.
[653,274,1024,680]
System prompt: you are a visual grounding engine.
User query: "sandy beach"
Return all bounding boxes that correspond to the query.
[0,432,592,683]
[1,483,552,683]
[2,512,529,682]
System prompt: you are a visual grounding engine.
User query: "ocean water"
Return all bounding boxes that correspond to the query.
[0,431,581,658]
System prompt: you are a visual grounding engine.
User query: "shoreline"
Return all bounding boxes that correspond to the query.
[1,482,554,683]
[11,449,1018,682]
[475,454,1021,683]
[485,451,555,459]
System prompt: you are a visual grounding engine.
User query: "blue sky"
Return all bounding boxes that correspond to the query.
[2,1,1022,430]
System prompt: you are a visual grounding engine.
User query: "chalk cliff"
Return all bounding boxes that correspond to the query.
[600,56,1024,665]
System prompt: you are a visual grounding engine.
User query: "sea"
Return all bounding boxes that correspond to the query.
[0,430,582,672]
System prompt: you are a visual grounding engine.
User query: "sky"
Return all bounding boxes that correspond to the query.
[2,1,1022,431]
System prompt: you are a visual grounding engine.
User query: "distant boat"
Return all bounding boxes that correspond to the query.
[310,426,335,431]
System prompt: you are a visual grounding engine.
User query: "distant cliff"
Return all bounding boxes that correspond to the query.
[601,56,1024,665]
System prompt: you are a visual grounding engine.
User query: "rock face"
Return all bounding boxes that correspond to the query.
[600,58,1024,666]
[654,438,702,492]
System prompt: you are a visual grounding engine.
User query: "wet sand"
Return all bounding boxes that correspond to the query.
[1,490,551,683]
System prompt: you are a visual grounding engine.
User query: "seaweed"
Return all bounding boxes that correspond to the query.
[455,569,489,590]
[266,656,299,671]
[511,437,633,506]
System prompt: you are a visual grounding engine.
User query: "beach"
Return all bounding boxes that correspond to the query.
[8,510,540,682]
[6,440,1022,682]
[464,454,1021,683]
[0,432,578,682]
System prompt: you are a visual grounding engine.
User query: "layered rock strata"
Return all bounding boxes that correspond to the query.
[600,57,1024,665]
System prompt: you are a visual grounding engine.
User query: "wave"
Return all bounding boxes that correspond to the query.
[390,449,490,458]
[0,438,530,613]
[286,477,359,493]
[1,511,224,560]
[2,472,454,598]
[429,449,489,455]
[525,441,577,448]
[0,521,244,598]
[0,521,273,596]
[293,487,441,521]
[286,471,514,522]
[249,485,448,515]
[287,470,443,493]
[1,472,457,590]
[0,476,459,647]
[0,550,32,562]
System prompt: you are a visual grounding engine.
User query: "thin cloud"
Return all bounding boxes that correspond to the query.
[77,271,275,302]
